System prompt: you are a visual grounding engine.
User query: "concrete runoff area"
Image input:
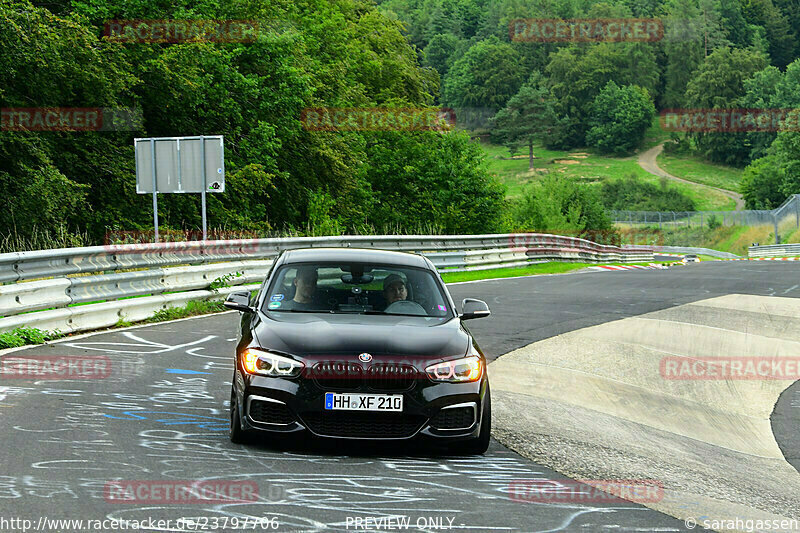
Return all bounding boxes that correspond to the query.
[489,294,800,529]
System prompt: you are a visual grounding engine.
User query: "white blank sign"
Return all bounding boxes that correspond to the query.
[135,136,224,194]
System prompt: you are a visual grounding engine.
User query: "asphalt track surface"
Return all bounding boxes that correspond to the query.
[1,261,798,532]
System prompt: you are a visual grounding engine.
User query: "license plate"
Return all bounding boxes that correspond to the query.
[324,392,403,412]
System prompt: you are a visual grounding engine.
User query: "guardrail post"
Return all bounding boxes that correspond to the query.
[774,214,780,244]
[150,138,159,243]
[201,135,208,241]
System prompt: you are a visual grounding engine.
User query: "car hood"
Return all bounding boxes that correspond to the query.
[253,312,470,359]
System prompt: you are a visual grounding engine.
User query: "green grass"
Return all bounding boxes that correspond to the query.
[0,327,64,349]
[146,299,227,322]
[440,261,666,283]
[479,140,736,211]
[656,152,744,193]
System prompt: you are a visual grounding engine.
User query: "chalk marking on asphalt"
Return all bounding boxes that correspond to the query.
[62,331,216,354]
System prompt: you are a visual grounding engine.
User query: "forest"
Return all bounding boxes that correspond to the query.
[1,0,799,248]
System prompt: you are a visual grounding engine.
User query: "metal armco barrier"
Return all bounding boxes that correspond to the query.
[749,243,800,258]
[0,233,653,335]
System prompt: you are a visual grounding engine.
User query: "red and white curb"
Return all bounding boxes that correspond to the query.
[588,263,668,272]
[718,257,800,261]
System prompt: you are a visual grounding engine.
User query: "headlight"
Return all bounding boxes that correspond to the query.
[426,355,482,383]
[241,348,304,378]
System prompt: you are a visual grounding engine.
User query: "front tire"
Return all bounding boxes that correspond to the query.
[230,389,249,444]
[463,387,491,455]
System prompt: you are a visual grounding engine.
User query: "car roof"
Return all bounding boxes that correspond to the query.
[279,248,431,269]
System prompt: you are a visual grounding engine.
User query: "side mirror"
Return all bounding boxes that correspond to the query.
[224,291,254,313]
[460,298,491,320]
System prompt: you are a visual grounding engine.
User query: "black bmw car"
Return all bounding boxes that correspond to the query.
[223,247,492,454]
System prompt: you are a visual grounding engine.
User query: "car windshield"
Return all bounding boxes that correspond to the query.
[262,262,453,318]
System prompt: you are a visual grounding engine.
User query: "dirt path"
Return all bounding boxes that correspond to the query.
[638,142,745,210]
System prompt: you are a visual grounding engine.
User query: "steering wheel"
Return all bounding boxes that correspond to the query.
[383,300,427,316]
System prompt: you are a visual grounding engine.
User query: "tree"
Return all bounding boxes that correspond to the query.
[586,82,656,155]
[772,113,800,198]
[491,73,560,169]
[740,60,800,161]
[423,33,461,79]
[545,42,659,148]
[742,0,796,68]
[740,156,785,208]
[717,0,750,47]
[661,0,705,107]
[442,37,526,110]
[773,0,800,58]
[4,0,511,246]
[698,0,731,56]
[740,110,800,207]
[358,130,506,234]
[684,46,767,165]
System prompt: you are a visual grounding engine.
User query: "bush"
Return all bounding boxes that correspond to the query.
[0,327,62,349]
[0,332,26,349]
[601,175,696,212]
[512,174,613,234]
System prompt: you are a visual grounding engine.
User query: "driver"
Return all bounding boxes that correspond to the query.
[383,274,408,306]
[285,266,318,310]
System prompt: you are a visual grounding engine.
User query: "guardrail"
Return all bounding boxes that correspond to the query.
[0,233,653,335]
[748,243,800,258]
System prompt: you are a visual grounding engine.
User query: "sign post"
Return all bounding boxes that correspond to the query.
[134,135,224,242]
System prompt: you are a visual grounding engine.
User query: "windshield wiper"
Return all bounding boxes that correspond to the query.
[265,308,333,313]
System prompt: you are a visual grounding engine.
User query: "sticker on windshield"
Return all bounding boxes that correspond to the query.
[437,305,447,311]
[271,294,284,302]
[268,301,282,309]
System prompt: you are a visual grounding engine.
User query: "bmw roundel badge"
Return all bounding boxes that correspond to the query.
[358,353,372,363]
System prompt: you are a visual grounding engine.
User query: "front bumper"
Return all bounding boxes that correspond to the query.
[234,369,488,441]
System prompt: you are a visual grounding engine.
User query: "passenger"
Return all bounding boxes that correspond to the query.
[382,274,408,306]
